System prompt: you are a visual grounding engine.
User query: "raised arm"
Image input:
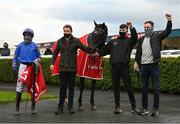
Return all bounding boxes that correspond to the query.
[127,22,138,47]
[159,13,172,40]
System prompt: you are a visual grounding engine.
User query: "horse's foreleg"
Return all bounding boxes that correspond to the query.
[78,77,85,106]
[90,79,96,106]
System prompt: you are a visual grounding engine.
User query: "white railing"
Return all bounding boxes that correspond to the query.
[0,54,179,60]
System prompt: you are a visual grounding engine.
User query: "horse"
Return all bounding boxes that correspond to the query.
[51,21,108,110]
[77,21,108,111]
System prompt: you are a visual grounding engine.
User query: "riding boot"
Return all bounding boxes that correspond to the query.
[14,92,22,115]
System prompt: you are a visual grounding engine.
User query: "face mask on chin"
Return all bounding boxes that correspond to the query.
[119,32,126,37]
[144,28,153,37]
[64,34,71,38]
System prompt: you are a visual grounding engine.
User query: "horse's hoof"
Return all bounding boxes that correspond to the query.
[91,105,98,111]
[78,105,84,111]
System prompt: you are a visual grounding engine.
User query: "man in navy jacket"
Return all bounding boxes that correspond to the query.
[134,13,172,116]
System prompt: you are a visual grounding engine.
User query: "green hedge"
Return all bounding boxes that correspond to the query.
[0,57,180,94]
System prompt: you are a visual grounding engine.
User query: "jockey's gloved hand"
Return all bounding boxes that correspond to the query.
[12,61,17,71]
[33,59,40,74]
[12,67,16,71]
[12,63,18,79]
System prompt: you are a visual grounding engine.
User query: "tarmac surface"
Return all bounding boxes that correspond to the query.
[0,82,180,123]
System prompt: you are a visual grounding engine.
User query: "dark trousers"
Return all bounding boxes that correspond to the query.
[58,71,76,108]
[140,63,160,110]
[111,64,136,109]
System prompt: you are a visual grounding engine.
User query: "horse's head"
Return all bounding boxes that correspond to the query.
[88,21,108,49]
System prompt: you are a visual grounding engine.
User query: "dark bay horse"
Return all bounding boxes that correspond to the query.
[77,21,108,110]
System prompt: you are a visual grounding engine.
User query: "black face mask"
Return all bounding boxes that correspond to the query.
[4,45,8,48]
[119,32,126,37]
[64,34,71,38]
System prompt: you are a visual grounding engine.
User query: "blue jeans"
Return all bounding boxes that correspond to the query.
[140,63,160,110]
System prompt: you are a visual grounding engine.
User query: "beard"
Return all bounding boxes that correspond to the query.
[64,34,71,38]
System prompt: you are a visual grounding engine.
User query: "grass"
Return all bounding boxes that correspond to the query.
[0,91,57,104]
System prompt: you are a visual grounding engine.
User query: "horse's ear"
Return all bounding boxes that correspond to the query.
[94,20,97,27]
[103,22,105,26]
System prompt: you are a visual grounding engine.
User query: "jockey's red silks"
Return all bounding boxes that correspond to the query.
[19,65,47,102]
[51,34,103,80]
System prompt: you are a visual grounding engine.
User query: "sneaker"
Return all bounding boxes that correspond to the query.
[132,107,139,113]
[78,105,84,111]
[54,107,63,115]
[91,105,98,111]
[151,110,159,116]
[31,109,37,115]
[138,109,149,115]
[114,107,122,114]
[68,107,75,114]
[14,110,20,116]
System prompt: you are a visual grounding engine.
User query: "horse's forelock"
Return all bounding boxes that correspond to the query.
[87,22,108,49]
[95,23,108,35]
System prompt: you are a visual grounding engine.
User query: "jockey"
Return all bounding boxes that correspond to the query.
[12,28,41,115]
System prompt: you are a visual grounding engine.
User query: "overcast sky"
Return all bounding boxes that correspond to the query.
[0,0,179,45]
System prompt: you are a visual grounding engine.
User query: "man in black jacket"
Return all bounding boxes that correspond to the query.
[99,22,138,114]
[134,13,172,116]
[50,24,94,114]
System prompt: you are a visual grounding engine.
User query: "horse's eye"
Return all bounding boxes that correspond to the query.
[94,31,98,34]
